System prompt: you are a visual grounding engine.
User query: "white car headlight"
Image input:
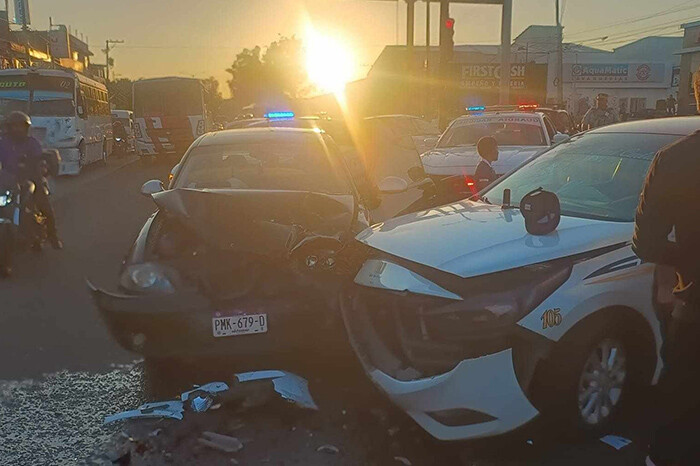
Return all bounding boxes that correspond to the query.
[120,262,176,294]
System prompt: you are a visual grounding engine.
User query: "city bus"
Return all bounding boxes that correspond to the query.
[132,77,210,156]
[0,68,113,175]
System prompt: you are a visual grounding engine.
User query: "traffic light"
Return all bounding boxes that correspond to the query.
[441,17,455,63]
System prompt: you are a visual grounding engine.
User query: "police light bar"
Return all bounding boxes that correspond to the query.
[467,106,485,112]
[518,104,538,110]
[265,111,295,119]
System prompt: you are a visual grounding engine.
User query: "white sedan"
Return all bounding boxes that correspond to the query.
[343,117,700,441]
[422,110,567,200]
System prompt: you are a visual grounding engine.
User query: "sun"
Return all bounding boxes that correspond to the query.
[304,25,356,95]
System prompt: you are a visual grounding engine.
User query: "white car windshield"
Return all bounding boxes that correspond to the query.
[174,135,352,195]
[438,116,546,148]
[482,132,682,222]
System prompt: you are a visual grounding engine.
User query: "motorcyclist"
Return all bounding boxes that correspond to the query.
[0,111,63,251]
[113,120,127,141]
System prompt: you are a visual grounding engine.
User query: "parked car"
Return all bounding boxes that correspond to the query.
[89,127,435,367]
[536,107,578,135]
[111,109,136,153]
[363,115,441,155]
[341,117,700,441]
[422,108,568,202]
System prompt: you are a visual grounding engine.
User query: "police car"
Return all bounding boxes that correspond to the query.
[422,105,568,201]
[342,117,700,441]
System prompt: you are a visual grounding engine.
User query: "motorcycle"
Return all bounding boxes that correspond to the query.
[0,149,59,277]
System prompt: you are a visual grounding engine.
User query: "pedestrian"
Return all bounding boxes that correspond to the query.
[582,93,619,130]
[634,68,700,466]
[666,94,677,116]
[474,136,498,192]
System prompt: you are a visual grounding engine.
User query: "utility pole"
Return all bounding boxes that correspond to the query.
[104,39,124,83]
[556,0,563,106]
[425,0,431,117]
[499,0,512,105]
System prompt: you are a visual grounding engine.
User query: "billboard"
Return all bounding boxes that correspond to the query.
[13,0,30,26]
[566,63,666,84]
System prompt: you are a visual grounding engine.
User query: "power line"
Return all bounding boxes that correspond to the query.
[565,0,700,38]
[574,15,698,45]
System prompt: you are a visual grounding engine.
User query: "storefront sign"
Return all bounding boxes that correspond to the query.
[461,64,528,89]
[567,63,666,83]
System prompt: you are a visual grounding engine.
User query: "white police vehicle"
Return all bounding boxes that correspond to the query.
[342,117,700,441]
[422,105,568,200]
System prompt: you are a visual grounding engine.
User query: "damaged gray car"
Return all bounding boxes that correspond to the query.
[90,127,435,367]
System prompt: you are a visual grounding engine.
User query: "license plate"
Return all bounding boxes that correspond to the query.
[212,313,268,338]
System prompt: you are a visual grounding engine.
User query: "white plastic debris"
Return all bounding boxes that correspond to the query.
[234,370,318,410]
[600,435,632,450]
[394,456,412,466]
[104,401,185,424]
[316,444,340,454]
[198,431,244,453]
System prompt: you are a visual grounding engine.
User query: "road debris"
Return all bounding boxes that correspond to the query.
[599,435,632,451]
[394,456,412,465]
[104,382,229,424]
[198,432,244,453]
[316,444,340,454]
[235,370,318,410]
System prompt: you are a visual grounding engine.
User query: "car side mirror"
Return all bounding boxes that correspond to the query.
[552,133,570,145]
[140,179,164,197]
[378,176,409,194]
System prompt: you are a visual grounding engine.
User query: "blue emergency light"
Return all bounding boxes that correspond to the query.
[467,106,485,112]
[265,111,295,119]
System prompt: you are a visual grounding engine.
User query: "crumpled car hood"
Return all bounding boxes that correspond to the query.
[356,200,633,279]
[420,145,545,176]
[152,188,356,257]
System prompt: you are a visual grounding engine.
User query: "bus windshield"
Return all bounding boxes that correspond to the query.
[0,75,75,117]
[133,80,203,117]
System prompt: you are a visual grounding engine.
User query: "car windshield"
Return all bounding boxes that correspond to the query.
[174,135,351,194]
[437,117,546,147]
[30,90,75,117]
[482,132,682,222]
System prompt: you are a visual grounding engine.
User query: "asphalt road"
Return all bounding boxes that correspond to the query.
[0,155,171,378]
[0,156,654,465]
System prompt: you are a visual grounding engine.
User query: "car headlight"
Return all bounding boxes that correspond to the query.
[417,261,572,340]
[0,191,11,207]
[115,137,123,142]
[120,262,177,294]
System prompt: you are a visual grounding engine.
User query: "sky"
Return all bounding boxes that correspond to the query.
[24,0,698,97]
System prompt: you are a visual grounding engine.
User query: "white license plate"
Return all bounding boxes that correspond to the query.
[212,313,268,337]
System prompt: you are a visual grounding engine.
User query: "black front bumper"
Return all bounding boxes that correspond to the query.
[89,282,344,359]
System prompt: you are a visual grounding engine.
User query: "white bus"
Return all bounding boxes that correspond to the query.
[132,77,210,156]
[0,68,113,175]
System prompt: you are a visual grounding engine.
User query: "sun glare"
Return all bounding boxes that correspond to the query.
[304,26,356,95]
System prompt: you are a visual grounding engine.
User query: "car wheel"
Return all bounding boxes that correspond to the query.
[532,315,642,436]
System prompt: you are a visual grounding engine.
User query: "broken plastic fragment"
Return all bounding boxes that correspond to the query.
[234,370,318,410]
[104,401,185,424]
[394,457,412,466]
[198,431,244,453]
[180,381,230,402]
[599,435,632,450]
[316,444,340,454]
[191,395,213,412]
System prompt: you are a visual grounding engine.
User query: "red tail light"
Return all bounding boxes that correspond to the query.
[463,175,478,195]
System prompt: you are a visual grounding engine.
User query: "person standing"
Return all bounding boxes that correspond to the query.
[474,136,498,192]
[582,93,619,130]
[634,70,700,466]
[666,94,677,116]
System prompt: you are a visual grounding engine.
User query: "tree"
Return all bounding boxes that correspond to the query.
[108,78,133,110]
[225,36,310,111]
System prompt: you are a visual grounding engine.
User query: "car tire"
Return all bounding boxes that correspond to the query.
[78,142,86,172]
[532,313,646,437]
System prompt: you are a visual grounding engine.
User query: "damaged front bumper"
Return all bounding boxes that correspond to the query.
[340,285,552,441]
[89,282,344,359]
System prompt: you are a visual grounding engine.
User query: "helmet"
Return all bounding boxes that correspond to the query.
[4,111,31,127]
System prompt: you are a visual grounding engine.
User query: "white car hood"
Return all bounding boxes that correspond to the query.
[357,201,633,279]
[421,145,545,176]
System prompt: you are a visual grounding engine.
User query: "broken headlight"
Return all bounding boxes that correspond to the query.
[120,262,178,294]
[418,261,572,341]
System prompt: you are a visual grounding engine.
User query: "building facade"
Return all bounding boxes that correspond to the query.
[678,20,700,115]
